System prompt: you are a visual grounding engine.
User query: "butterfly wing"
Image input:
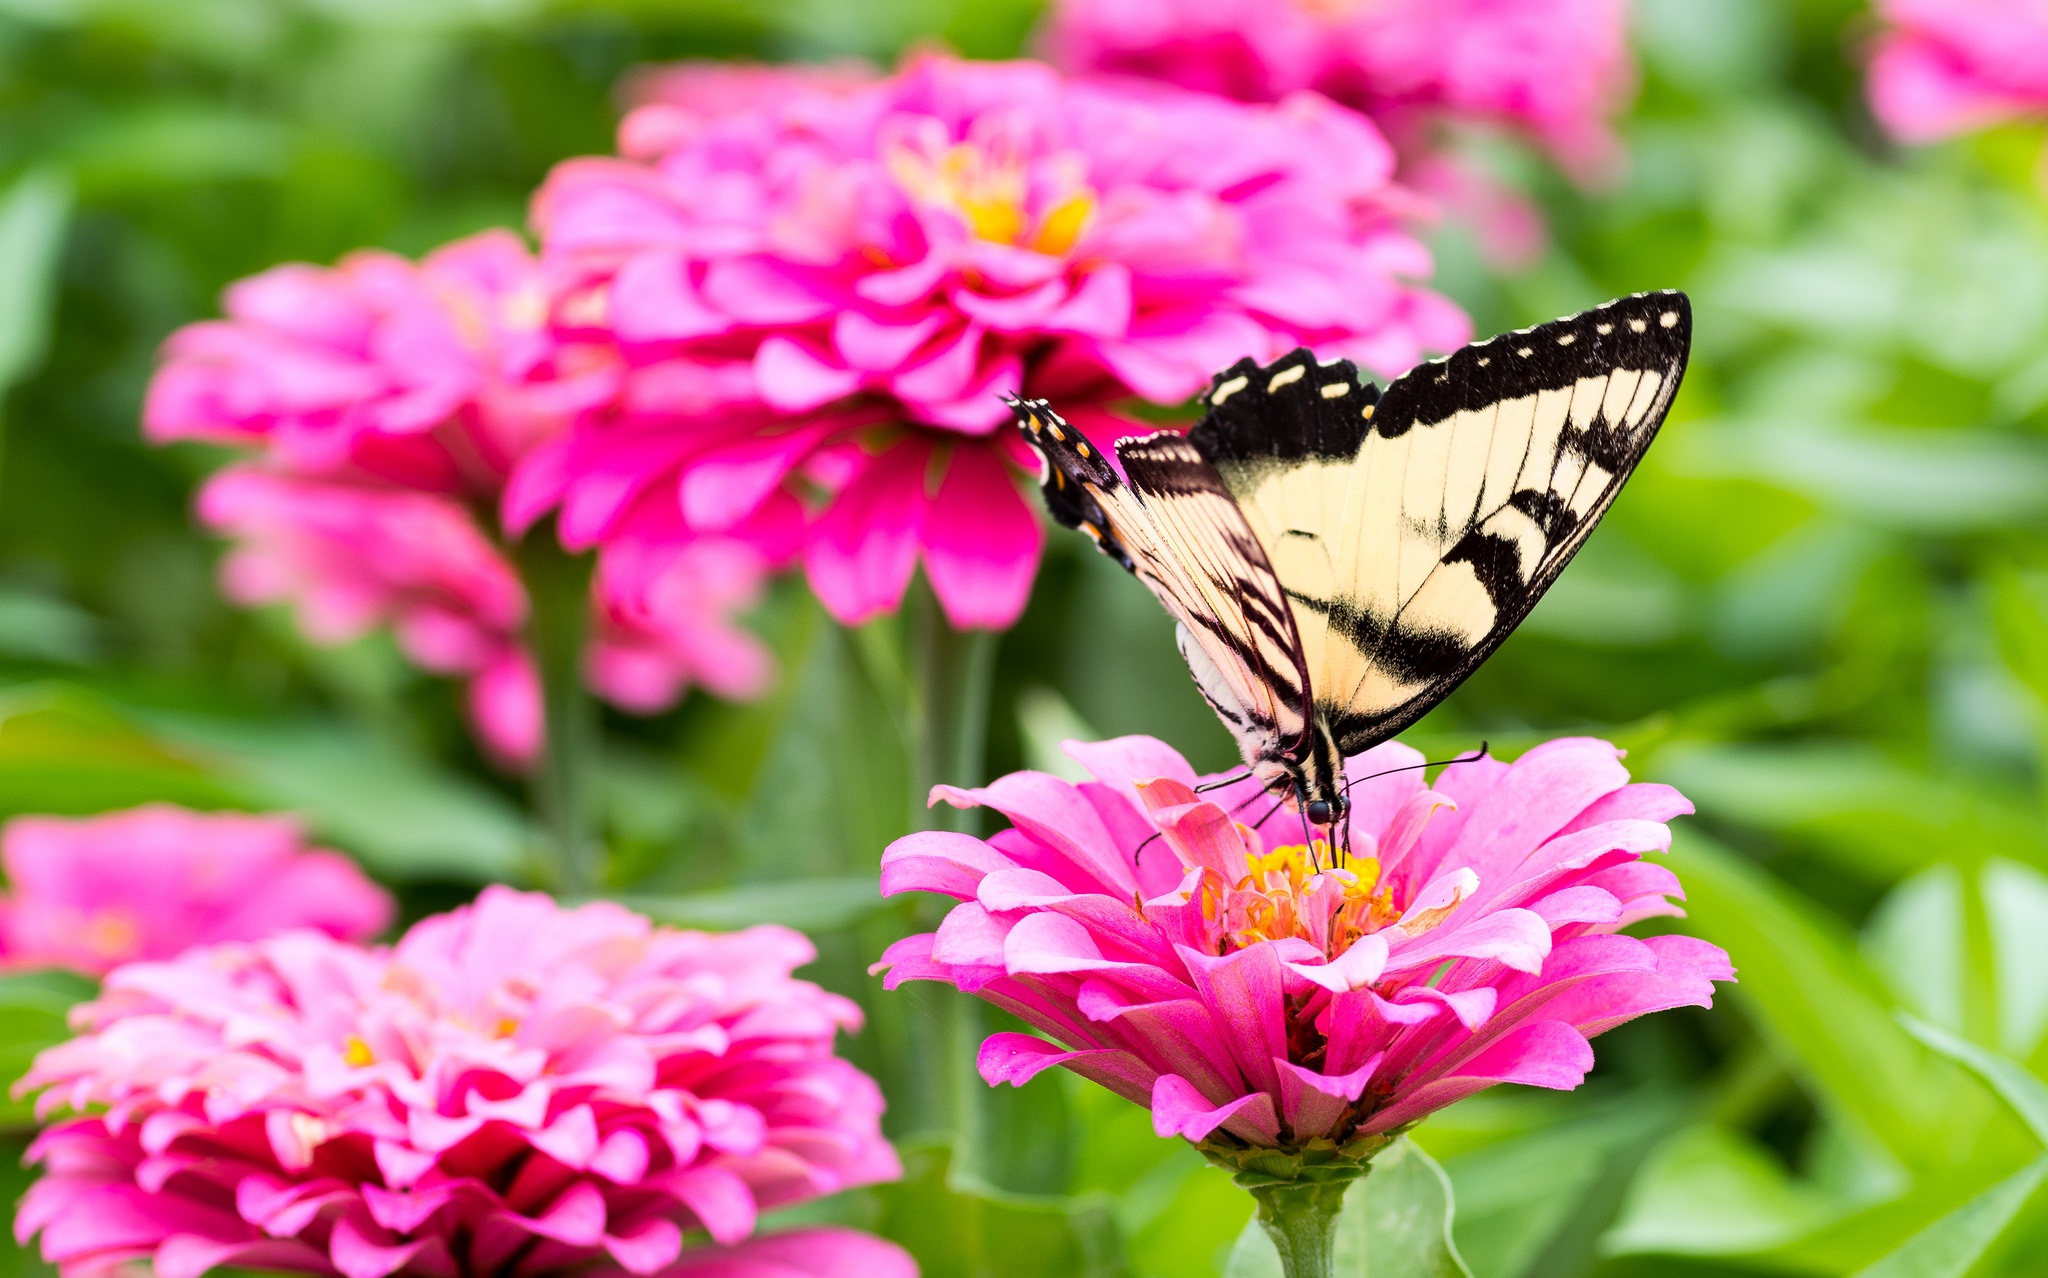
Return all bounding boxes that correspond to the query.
[1190,291,1692,755]
[1010,401,1315,778]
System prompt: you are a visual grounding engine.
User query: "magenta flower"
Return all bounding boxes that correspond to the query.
[145,230,616,494]
[16,886,904,1278]
[197,468,772,765]
[146,231,780,762]
[518,51,1466,629]
[0,805,391,976]
[874,735,1731,1150]
[1867,0,2048,143]
[1041,0,1635,179]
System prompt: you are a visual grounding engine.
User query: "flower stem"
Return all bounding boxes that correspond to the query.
[1247,1175,1353,1278]
[514,528,600,895]
[906,576,995,835]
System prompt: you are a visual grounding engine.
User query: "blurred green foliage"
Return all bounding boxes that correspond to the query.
[2,0,2047,1274]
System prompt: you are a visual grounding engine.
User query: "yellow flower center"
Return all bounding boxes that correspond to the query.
[1220,843,1403,959]
[343,1034,376,1068]
[884,139,1095,254]
[79,911,140,962]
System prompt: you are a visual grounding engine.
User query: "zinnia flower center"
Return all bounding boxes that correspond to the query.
[1209,842,1404,958]
[884,132,1096,255]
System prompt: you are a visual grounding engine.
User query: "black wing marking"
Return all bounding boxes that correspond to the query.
[1010,398,1315,776]
[1190,291,1693,755]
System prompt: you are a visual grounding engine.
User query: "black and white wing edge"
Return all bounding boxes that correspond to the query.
[1007,400,1317,784]
[1189,290,1693,756]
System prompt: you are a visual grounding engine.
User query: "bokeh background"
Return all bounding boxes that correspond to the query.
[2,0,2047,1275]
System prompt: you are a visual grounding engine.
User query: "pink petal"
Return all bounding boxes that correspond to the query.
[803,441,927,626]
[879,830,1015,899]
[922,443,1042,630]
[756,337,861,412]
[1150,1074,1278,1143]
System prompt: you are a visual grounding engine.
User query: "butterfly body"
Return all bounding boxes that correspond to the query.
[1013,291,1692,835]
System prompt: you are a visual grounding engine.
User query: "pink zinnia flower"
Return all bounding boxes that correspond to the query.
[0,805,392,976]
[196,468,772,765]
[873,735,1732,1150]
[16,886,905,1278]
[520,52,1467,630]
[1042,0,1636,180]
[1867,0,2048,143]
[147,232,780,762]
[145,230,617,494]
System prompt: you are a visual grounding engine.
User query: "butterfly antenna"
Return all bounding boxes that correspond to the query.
[1339,741,1491,796]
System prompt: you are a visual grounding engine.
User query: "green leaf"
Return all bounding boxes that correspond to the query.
[0,968,96,1126]
[872,1139,1120,1278]
[1851,1156,2048,1278]
[1898,1016,2048,1147]
[62,103,291,191]
[1225,1139,1474,1278]
[1657,744,2048,881]
[135,710,530,883]
[1602,1123,1837,1257]
[1432,1092,1683,1278]
[1665,829,1968,1164]
[620,875,887,933]
[0,170,71,397]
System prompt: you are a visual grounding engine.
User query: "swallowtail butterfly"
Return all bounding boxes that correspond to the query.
[1010,291,1691,835]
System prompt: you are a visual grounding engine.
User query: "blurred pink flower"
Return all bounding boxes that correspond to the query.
[1042,0,1635,180]
[148,231,780,763]
[522,52,1467,629]
[199,468,773,765]
[873,736,1732,1148]
[17,886,904,1278]
[145,230,618,494]
[0,805,391,976]
[1867,0,2048,142]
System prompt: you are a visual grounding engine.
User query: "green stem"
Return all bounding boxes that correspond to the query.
[514,528,600,895]
[906,576,996,835]
[1248,1176,1353,1278]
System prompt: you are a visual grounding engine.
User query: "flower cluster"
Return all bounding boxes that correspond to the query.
[0,805,391,975]
[1041,0,1635,180]
[146,231,775,766]
[522,51,1467,630]
[874,736,1731,1149]
[1866,0,2048,143]
[16,886,905,1278]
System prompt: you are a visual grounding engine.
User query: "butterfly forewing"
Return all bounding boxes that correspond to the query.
[1009,402,1314,779]
[1191,291,1692,755]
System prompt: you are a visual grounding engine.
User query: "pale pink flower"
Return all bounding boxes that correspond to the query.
[0,805,391,976]
[1867,0,2048,142]
[1042,0,1636,179]
[520,52,1467,630]
[197,468,774,765]
[873,736,1732,1148]
[16,886,904,1278]
[149,232,780,762]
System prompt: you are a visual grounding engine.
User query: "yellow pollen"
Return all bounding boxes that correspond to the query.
[1032,192,1095,255]
[80,911,140,961]
[493,1017,520,1039]
[885,140,1094,253]
[343,1035,375,1068]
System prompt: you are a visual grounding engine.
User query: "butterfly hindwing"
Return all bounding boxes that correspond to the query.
[1010,401,1315,776]
[1190,290,1692,755]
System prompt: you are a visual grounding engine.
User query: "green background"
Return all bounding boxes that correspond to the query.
[2,0,2047,1274]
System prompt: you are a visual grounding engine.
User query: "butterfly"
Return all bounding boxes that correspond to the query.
[1009,290,1691,840]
